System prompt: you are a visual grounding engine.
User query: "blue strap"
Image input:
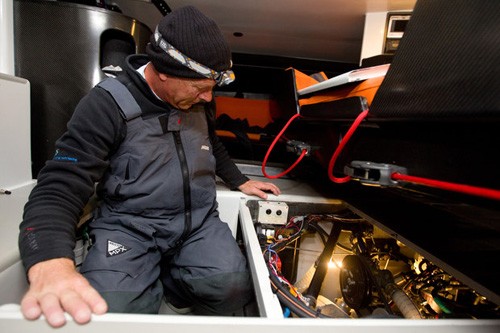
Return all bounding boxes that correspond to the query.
[98,78,142,121]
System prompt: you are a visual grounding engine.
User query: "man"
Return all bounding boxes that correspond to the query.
[19,6,280,328]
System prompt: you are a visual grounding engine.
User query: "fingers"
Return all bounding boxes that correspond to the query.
[262,182,281,196]
[238,180,282,199]
[40,293,67,327]
[21,285,107,327]
[251,180,281,196]
[81,284,108,315]
[60,290,93,325]
[21,259,108,327]
[21,291,67,327]
[20,294,42,320]
[251,188,268,200]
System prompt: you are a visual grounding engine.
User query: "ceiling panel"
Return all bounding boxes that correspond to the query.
[112,0,416,64]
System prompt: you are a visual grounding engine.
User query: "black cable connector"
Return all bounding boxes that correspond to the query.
[286,140,311,156]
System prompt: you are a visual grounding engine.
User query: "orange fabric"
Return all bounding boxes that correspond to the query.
[215,96,278,128]
[293,69,321,91]
[317,72,328,81]
[291,68,384,107]
[215,129,261,141]
[299,76,384,107]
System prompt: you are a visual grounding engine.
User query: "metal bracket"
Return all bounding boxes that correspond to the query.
[344,161,407,186]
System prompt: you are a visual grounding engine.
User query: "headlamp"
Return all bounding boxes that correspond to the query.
[154,27,235,86]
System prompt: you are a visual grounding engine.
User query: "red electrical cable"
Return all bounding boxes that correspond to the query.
[262,113,307,179]
[391,172,500,201]
[327,109,370,183]
[264,107,500,201]
[325,108,500,201]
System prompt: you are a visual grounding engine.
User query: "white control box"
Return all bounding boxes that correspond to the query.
[257,201,289,225]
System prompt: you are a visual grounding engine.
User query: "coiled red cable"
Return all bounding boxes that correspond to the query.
[262,113,307,179]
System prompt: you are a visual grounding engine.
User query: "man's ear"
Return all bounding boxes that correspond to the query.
[158,72,169,81]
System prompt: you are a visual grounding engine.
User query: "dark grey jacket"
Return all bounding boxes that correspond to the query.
[19,54,248,272]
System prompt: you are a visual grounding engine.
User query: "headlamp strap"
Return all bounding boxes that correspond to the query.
[153,26,234,86]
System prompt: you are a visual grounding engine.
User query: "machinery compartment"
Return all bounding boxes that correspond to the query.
[246,199,500,319]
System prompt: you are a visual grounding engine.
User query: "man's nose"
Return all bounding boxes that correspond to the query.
[198,90,213,103]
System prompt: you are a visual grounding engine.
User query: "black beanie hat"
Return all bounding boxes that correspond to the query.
[146,6,232,79]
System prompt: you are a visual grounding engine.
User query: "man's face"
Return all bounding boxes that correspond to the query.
[159,75,216,110]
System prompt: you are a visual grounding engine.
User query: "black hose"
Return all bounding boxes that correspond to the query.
[269,271,328,318]
[305,223,342,300]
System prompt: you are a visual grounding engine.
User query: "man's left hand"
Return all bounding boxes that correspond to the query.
[238,179,281,199]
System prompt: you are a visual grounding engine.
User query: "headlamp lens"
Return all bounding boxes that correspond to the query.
[216,70,235,86]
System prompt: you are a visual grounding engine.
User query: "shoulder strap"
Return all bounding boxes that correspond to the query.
[98,78,142,121]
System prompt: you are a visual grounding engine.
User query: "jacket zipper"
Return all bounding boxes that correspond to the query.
[173,131,192,246]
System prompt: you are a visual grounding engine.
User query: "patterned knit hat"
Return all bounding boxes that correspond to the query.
[146,5,233,82]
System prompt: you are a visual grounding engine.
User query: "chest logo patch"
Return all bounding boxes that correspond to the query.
[107,240,130,257]
[201,145,210,151]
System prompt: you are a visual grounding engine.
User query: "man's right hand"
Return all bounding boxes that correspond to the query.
[20,258,108,328]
